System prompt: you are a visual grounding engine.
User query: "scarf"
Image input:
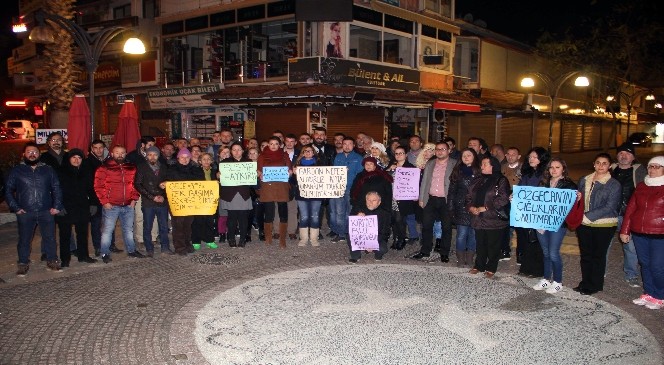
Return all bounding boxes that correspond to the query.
[645,174,664,187]
[351,169,393,201]
[261,146,288,165]
[299,158,316,166]
[461,165,474,177]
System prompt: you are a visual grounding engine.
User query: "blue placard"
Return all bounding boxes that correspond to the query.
[262,166,289,182]
[510,186,577,231]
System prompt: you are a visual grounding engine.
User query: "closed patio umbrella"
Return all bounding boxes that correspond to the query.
[111,101,141,153]
[67,95,91,154]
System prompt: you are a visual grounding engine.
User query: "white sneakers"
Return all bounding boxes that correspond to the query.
[533,279,563,293]
[633,294,664,309]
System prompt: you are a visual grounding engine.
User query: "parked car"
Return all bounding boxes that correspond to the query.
[628,132,653,147]
[2,120,36,139]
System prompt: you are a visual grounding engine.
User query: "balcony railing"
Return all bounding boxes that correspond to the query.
[161,60,288,87]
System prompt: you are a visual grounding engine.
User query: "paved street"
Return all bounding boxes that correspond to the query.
[0,215,662,364]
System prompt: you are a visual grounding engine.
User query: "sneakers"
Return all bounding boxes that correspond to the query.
[127,251,146,258]
[206,242,218,249]
[499,251,511,261]
[633,294,653,306]
[626,277,641,288]
[192,243,201,250]
[533,279,551,291]
[46,260,62,272]
[16,264,29,276]
[102,254,112,263]
[645,296,664,310]
[545,281,563,294]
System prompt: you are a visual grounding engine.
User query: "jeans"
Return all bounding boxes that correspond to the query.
[433,220,442,239]
[100,205,136,256]
[297,199,322,228]
[91,205,114,250]
[536,226,567,283]
[633,233,664,300]
[405,214,419,239]
[16,210,57,264]
[143,205,170,252]
[611,216,639,280]
[455,225,476,252]
[330,195,351,238]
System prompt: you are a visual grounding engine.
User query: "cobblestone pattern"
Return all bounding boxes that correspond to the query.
[0,221,662,364]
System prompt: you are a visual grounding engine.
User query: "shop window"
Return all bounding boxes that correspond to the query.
[454,37,479,83]
[420,37,451,72]
[349,25,381,61]
[383,32,412,66]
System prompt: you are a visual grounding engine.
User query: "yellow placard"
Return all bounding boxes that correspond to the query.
[165,181,219,216]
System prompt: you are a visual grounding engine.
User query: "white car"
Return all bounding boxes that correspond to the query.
[2,120,36,139]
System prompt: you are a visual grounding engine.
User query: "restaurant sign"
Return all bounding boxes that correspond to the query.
[147,84,222,109]
[289,57,419,92]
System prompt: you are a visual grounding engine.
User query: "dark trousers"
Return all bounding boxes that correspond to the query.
[143,205,170,252]
[474,228,504,273]
[263,201,288,223]
[577,225,615,292]
[349,239,388,260]
[227,210,250,242]
[421,196,452,255]
[57,220,89,263]
[17,210,57,264]
[391,210,407,242]
[191,215,216,244]
[516,228,544,276]
[172,216,194,254]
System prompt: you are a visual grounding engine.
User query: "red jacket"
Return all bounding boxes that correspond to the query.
[94,159,140,206]
[620,182,664,235]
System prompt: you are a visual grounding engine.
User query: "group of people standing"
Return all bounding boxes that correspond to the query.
[4,128,664,312]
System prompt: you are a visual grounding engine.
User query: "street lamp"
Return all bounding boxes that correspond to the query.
[605,89,656,138]
[29,10,145,140]
[520,71,589,152]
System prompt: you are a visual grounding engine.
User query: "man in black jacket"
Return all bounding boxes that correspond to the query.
[39,132,66,169]
[6,142,64,275]
[348,191,391,263]
[135,146,171,256]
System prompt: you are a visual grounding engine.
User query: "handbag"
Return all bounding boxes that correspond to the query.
[494,180,509,221]
[565,198,584,231]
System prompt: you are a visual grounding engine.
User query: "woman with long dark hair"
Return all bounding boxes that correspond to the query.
[257,136,292,248]
[448,148,480,267]
[220,143,254,247]
[517,146,550,277]
[532,158,579,294]
[386,146,416,250]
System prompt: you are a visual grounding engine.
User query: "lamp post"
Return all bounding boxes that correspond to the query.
[29,10,145,140]
[520,71,589,152]
[606,89,656,139]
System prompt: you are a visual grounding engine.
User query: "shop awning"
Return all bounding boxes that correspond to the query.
[433,101,481,112]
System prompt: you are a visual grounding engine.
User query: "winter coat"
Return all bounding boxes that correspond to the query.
[56,162,97,224]
[578,173,621,227]
[448,169,480,226]
[419,157,458,207]
[466,174,510,230]
[349,172,393,212]
[620,182,664,235]
[257,150,292,203]
[5,162,64,213]
[134,161,169,209]
[94,159,140,206]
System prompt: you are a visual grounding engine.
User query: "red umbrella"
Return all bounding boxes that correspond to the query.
[67,95,91,154]
[111,101,141,153]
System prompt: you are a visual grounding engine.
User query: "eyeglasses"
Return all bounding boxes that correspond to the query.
[435,148,448,152]
[648,165,663,169]
[25,150,39,155]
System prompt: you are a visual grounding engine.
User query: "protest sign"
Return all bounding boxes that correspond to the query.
[349,215,380,251]
[165,181,219,216]
[393,167,420,200]
[36,129,68,144]
[296,166,347,198]
[262,166,289,182]
[510,186,576,231]
[219,161,257,186]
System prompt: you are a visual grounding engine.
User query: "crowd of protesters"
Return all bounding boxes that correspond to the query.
[3,128,664,310]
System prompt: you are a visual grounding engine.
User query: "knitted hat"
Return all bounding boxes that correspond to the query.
[362,156,378,166]
[146,146,161,155]
[616,143,636,156]
[67,148,85,159]
[648,156,664,168]
[177,148,192,158]
[370,142,386,154]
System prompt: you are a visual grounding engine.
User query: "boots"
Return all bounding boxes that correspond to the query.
[309,228,320,247]
[264,223,273,245]
[456,251,465,268]
[395,239,407,251]
[465,251,475,268]
[298,228,309,246]
[279,223,288,248]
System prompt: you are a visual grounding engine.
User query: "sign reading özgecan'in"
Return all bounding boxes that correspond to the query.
[510,186,577,231]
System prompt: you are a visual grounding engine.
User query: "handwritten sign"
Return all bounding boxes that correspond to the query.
[393,167,420,200]
[296,166,347,198]
[165,181,219,216]
[510,186,577,231]
[349,215,379,251]
[219,162,257,186]
[262,166,289,182]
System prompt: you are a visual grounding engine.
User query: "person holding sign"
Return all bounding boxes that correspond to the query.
[447,148,480,267]
[532,158,579,294]
[386,146,417,250]
[257,137,292,248]
[348,191,391,263]
[466,157,510,278]
[220,143,254,248]
[292,145,324,247]
[216,146,231,243]
[620,156,664,309]
[574,153,621,296]
[190,152,218,250]
[162,148,205,256]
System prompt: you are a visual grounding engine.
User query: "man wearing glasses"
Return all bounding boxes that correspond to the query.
[412,142,458,262]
